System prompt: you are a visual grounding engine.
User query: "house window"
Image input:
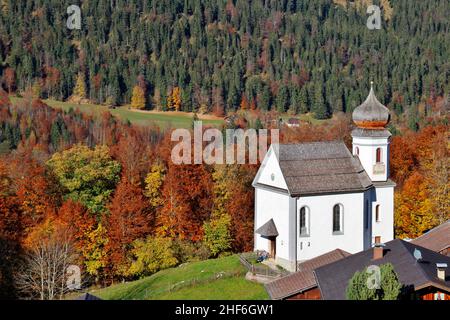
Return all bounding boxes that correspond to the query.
[333,204,343,233]
[355,147,359,156]
[376,148,382,163]
[375,205,380,222]
[299,206,309,236]
[434,293,445,300]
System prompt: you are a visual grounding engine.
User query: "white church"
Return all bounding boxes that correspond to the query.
[253,84,395,272]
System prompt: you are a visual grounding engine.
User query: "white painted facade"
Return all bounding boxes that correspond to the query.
[371,184,395,244]
[352,136,390,181]
[295,191,371,262]
[253,133,395,272]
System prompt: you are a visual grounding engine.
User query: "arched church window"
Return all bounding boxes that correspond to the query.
[375,205,380,222]
[333,204,343,233]
[376,148,382,163]
[299,207,309,236]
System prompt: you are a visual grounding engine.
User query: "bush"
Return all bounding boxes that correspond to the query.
[172,239,211,263]
[346,263,402,300]
[202,214,232,257]
[128,236,178,277]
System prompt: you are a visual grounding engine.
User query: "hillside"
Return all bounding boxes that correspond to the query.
[0,0,448,118]
[9,97,224,128]
[89,255,269,300]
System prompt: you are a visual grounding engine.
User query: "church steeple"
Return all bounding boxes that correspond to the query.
[351,83,391,182]
[352,81,390,129]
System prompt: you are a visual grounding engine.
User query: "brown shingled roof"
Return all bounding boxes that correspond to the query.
[276,141,373,196]
[265,249,351,300]
[255,219,279,237]
[315,239,450,300]
[411,221,450,253]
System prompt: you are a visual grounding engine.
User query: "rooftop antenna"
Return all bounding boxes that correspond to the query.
[413,248,422,264]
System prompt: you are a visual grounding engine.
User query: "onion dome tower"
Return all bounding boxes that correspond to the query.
[351,82,391,182]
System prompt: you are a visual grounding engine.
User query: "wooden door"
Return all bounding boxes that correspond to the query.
[269,238,276,258]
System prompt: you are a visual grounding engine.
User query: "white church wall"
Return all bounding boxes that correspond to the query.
[254,187,290,263]
[353,136,390,181]
[371,186,395,244]
[296,192,366,261]
[254,146,288,190]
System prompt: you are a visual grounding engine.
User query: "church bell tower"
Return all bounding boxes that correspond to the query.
[351,82,391,182]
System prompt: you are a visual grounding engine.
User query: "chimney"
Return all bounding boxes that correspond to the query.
[375,236,381,244]
[437,263,447,281]
[373,236,384,260]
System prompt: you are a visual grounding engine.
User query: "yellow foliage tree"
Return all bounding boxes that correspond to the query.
[131,85,146,109]
[394,173,436,239]
[169,86,182,111]
[82,223,108,277]
[32,81,42,99]
[73,73,86,101]
[144,163,165,208]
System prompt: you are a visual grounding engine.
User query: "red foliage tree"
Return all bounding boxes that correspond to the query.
[57,199,97,252]
[157,163,213,242]
[12,157,59,233]
[105,176,152,276]
[3,67,15,93]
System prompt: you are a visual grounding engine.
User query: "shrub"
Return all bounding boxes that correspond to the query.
[128,236,178,277]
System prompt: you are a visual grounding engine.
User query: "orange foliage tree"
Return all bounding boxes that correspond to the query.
[105,176,152,278]
[157,163,213,242]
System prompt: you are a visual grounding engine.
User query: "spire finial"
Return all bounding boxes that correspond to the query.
[370,81,374,90]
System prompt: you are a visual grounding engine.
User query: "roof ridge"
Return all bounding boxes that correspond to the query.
[280,156,352,161]
[279,140,345,146]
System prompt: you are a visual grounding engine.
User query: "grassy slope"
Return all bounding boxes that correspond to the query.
[9,97,223,129]
[90,255,268,300]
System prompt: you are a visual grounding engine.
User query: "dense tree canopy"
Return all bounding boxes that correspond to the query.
[0,0,448,118]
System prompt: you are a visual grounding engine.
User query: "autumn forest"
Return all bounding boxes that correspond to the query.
[0,0,448,301]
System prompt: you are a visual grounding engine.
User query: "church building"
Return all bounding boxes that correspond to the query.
[252,84,396,272]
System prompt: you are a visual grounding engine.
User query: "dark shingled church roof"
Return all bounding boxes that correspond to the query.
[315,239,450,300]
[275,141,373,196]
[255,218,278,237]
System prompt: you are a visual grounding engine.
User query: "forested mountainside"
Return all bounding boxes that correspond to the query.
[0,0,448,117]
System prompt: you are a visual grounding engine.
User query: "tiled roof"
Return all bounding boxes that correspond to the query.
[255,219,279,237]
[265,249,351,300]
[315,239,450,300]
[276,141,373,196]
[287,118,300,124]
[411,221,450,253]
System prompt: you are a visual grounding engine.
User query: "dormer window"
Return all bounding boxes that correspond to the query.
[376,148,382,163]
